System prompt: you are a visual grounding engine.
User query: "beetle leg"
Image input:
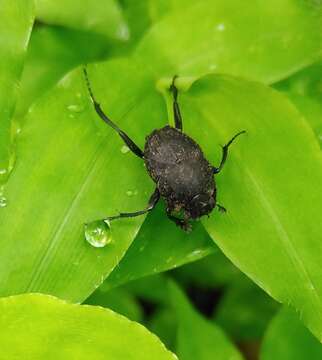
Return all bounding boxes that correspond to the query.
[166,212,192,232]
[213,130,246,174]
[217,204,227,213]
[169,75,183,131]
[104,188,160,221]
[83,67,144,158]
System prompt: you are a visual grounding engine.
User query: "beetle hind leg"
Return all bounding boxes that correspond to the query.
[83,66,144,159]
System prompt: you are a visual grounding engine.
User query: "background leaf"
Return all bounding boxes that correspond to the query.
[0,0,34,181]
[135,0,322,82]
[35,0,128,41]
[169,281,244,360]
[15,25,111,117]
[214,275,279,341]
[0,293,175,359]
[261,308,322,360]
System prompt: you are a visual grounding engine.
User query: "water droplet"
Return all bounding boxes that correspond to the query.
[139,245,145,252]
[0,168,7,175]
[0,196,7,208]
[126,190,133,197]
[216,23,225,31]
[117,23,130,41]
[120,145,130,154]
[84,220,112,248]
[188,249,203,258]
[166,256,173,264]
[67,104,84,113]
[76,92,82,98]
[209,64,217,71]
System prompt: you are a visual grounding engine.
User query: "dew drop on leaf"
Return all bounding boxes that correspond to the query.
[0,195,7,208]
[67,104,84,113]
[120,145,130,154]
[84,220,112,248]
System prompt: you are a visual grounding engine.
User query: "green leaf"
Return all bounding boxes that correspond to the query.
[169,281,244,360]
[35,0,128,41]
[0,294,175,359]
[274,61,322,147]
[149,306,178,351]
[15,25,111,117]
[135,0,322,83]
[215,276,279,341]
[105,203,216,290]
[85,286,143,322]
[0,0,34,181]
[261,308,322,359]
[176,74,322,339]
[0,60,166,301]
[174,251,242,289]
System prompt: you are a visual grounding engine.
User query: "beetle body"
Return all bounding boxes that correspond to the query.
[83,68,245,231]
[144,125,216,220]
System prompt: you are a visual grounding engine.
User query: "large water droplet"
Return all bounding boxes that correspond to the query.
[84,220,112,248]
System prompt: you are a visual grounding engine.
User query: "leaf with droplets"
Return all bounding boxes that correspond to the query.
[0,0,34,182]
[15,25,112,117]
[135,0,322,83]
[0,294,175,359]
[0,60,166,301]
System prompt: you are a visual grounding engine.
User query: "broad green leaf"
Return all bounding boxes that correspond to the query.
[215,276,279,341]
[170,281,244,360]
[174,74,322,339]
[261,308,322,359]
[105,203,216,290]
[0,60,166,302]
[135,0,322,83]
[0,294,175,360]
[0,0,34,182]
[85,286,143,322]
[15,25,111,117]
[35,0,129,41]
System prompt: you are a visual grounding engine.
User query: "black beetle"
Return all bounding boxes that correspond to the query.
[83,69,245,231]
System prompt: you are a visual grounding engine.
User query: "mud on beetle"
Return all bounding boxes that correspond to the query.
[83,69,245,232]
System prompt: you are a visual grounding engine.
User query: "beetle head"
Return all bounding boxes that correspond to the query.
[187,192,215,219]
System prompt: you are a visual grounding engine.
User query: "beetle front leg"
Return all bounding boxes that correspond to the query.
[213,131,246,174]
[216,204,227,213]
[102,188,160,222]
